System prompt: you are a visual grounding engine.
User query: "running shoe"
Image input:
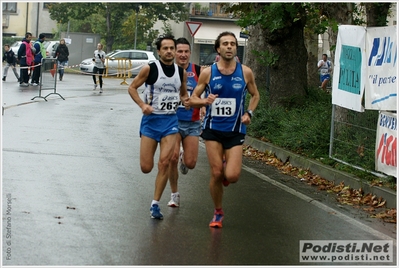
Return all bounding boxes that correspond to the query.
[99,88,103,93]
[179,150,189,175]
[167,193,180,207]
[222,178,230,187]
[93,84,97,90]
[150,204,163,220]
[209,212,224,228]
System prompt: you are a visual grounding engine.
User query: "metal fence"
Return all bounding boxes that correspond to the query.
[32,58,64,101]
[328,104,386,177]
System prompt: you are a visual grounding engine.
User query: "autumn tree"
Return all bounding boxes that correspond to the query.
[230,3,309,107]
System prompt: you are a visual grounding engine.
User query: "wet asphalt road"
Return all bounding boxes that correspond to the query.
[1,71,397,266]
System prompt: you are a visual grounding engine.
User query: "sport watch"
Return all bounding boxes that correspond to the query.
[246,110,253,118]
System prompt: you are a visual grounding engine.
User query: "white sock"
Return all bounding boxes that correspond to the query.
[151,200,159,206]
[172,192,179,197]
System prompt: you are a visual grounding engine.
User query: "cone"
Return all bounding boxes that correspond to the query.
[50,63,56,77]
[50,68,56,77]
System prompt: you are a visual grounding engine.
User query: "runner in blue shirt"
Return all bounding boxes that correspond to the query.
[167,37,205,208]
[188,31,260,228]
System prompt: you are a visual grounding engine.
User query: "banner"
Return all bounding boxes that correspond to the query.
[365,26,397,110]
[332,25,366,112]
[375,111,397,177]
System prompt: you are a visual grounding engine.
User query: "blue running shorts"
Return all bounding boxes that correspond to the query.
[320,74,330,82]
[140,114,179,142]
[178,120,201,139]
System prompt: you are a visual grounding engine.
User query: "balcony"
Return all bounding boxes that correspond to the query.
[189,3,237,21]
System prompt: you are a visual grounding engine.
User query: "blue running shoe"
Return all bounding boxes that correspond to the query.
[150,204,164,220]
[209,213,224,228]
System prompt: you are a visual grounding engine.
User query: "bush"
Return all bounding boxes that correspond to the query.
[248,87,332,159]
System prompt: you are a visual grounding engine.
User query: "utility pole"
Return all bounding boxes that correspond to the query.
[134,4,140,50]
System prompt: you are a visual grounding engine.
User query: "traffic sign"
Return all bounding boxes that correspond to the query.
[186,21,202,37]
[240,32,249,39]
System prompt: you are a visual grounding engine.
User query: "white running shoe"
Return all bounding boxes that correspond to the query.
[179,150,189,175]
[93,84,97,90]
[167,193,180,207]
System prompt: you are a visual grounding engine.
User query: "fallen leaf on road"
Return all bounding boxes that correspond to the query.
[242,144,396,224]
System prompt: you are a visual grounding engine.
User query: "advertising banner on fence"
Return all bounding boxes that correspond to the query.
[375,111,397,177]
[332,25,366,112]
[365,26,397,111]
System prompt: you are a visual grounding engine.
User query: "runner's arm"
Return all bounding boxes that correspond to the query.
[188,67,217,108]
[128,64,154,115]
[242,65,260,125]
[180,69,189,108]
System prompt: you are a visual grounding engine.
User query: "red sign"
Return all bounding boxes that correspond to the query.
[185,21,202,37]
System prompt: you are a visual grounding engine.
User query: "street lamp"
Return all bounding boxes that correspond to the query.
[134,4,141,50]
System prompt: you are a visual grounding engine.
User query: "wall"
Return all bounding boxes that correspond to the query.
[29,3,56,38]
[60,32,102,66]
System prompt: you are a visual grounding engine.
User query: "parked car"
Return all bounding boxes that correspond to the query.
[10,41,22,54]
[43,40,60,58]
[9,40,59,58]
[79,49,157,77]
[79,50,120,74]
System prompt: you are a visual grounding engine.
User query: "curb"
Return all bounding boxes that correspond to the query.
[244,136,397,209]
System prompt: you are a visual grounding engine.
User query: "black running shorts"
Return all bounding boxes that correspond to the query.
[201,129,246,149]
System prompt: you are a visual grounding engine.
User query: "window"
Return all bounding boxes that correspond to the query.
[2,3,17,13]
[43,3,52,9]
[114,52,130,59]
[131,52,148,60]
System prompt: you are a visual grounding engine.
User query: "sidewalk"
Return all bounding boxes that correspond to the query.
[244,136,397,208]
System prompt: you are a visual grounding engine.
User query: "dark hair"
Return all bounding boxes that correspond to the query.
[214,31,237,52]
[4,44,10,48]
[25,32,32,38]
[155,33,176,50]
[39,33,45,39]
[322,53,328,58]
[176,37,191,50]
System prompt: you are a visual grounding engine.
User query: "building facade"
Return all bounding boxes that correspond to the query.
[2,2,57,39]
[154,3,247,65]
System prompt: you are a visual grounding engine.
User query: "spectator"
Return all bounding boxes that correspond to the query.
[30,33,46,86]
[17,32,33,87]
[55,38,69,81]
[2,44,20,82]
